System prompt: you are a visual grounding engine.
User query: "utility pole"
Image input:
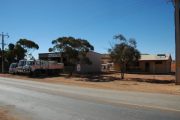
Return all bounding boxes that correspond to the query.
[0,32,9,73]
[174,0,180,84]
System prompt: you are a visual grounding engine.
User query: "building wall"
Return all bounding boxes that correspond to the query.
[166,60,171,73]
[78,52,102,73]
[139,60,171,74]
[155,61,165,73]
[171,61,176,73]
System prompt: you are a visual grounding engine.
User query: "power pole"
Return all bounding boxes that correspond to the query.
[174,0,180,84]
[0,32,9,73]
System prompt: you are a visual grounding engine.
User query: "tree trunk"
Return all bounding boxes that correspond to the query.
[69,65,75,76]
[121,72,124,79]
[120,63,125,79]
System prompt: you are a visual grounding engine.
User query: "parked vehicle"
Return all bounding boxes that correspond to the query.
[9,63,18,74]
[14,59,64,75]
[16,59,27,74]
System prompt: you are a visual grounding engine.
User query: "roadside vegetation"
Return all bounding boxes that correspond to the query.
[109,34,140,79]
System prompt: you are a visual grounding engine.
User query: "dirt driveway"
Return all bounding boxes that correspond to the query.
[0,73,180,95]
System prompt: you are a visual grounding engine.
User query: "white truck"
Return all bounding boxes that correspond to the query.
[16,59,64,75]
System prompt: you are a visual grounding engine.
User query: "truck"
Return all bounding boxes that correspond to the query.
[15,59,64,75]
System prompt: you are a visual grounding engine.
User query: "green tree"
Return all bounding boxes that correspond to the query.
[5,43,16,64]
[109,34,140,79]
[49,36,94,75]
[13,44,27,60]
[17,39,39,58]
[4,43,26,71]
[2,39,39,72]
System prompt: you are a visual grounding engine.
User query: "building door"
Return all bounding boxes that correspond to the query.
[145,62,150,72]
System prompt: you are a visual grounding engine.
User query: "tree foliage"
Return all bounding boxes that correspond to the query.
[109,34,140,79]
[3,39,39,72]
[49,36,94,75]
[17,39,39,57]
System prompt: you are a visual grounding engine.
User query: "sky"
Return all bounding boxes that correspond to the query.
[0,0,175,59]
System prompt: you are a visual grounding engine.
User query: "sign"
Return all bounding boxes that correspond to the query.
[77,64,81,72]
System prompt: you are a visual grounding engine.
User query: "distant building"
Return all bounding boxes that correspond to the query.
[39,51,102,73]
[137,54,172,74]
[101,53,172,74]
[101,54,120,72]
[101,54,112,72]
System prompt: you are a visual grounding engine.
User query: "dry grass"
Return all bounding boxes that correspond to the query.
[0,73,180,95]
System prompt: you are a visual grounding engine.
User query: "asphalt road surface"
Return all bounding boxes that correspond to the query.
[0,77,180,120]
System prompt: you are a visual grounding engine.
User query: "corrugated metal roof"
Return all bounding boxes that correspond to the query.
[139,54,171,61]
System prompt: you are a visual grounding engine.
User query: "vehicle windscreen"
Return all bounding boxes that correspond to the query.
[10,63,17,68]
[27,61,35,65]
[18,61,26,67]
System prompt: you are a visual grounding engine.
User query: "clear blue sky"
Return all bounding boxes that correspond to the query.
[0,0,175,59]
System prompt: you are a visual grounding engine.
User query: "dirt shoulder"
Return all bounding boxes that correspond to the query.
[0,73,180,95]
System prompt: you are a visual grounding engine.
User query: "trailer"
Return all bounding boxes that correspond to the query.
[16,59,64,75]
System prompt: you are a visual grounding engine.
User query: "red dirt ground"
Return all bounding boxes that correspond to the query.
[0,73,180,95]
[0,107,17,120]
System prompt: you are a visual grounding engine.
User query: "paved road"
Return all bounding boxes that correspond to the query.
[0,77,180,120]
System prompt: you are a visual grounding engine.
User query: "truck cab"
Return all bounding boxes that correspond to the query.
[17,59,27,74]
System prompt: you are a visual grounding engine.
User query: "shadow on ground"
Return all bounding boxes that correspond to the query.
[129,78,175,84]
[12,73,175,84]
[27,74,62,79]
[74,74,175,84]
[76,74,121,82]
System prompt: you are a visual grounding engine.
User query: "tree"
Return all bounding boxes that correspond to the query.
[6,39,39,61]
[4,43,27,72]
[5,43,16,64]
[5,43,27,61]
[49,36,94,75]
[109,34,140,79]
[3,39,39,72]
[13,44,27,60]
[17,39,39,58]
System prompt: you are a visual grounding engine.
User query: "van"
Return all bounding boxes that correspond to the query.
[9,63,18,74]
